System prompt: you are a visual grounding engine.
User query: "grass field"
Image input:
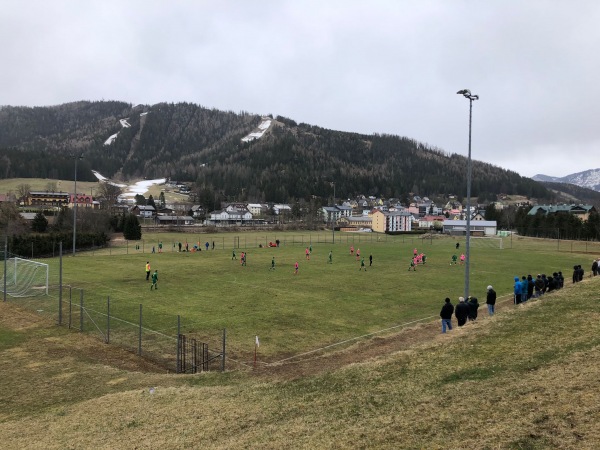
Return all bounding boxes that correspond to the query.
[11,231,595,370]
[2,273,600,448]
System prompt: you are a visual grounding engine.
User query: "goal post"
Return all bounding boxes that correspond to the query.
[0,257,49,298]
[469,236,503,249]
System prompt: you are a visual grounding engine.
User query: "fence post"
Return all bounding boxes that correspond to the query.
[106,296,110,344]
[138,304,143,356]
[176,315,181,374]
[68,286,72,329]
[79,290,84,331]
[221,328,226,372]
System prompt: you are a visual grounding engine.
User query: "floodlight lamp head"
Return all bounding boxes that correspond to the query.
[456,89,471,95]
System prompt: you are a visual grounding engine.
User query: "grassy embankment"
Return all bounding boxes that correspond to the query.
[1,272,599,448]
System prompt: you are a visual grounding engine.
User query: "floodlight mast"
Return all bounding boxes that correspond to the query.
[457,89,479,299]
[72,153,84,256]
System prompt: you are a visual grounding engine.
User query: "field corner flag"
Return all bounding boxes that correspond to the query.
[254,335,260,368]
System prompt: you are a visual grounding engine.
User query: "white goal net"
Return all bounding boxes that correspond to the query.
[0,257,49,297]
[469,237,503,249]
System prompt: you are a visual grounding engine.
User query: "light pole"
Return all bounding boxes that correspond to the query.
[330,181,336,244]
[72,153,83,256]
[457,89,479,299]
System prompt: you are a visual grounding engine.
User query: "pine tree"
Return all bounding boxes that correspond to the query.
[31,212,48,233]
[123,213,142,240]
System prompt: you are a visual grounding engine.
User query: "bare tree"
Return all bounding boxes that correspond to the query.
[16,183,32,201]
[45,181,58,192]
[97,182,123,210]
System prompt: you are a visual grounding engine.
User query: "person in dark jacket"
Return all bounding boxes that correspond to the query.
[534,274,544,298]
[547,275,556,292]
[558,271,564,288]
[440,297,454,333]
[467,296,479,321]
[520,276,528,302]
[455,297,470,326]
[592,259,598,277]
[527,275,534,300]
[578,265,584,281]
[573,265,579,284]
[486,285,497,316]
[541,274,548,293]
[552,272,561,290]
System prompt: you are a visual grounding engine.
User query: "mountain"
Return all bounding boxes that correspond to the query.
[0,101,551,203]
[537,181,600,207]
[532,169,600,192]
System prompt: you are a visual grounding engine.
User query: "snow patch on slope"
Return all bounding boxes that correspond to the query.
[241,117,272,142]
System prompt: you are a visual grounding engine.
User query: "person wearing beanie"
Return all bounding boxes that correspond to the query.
[455,296,470,327]
[513,276,522,305]
[440,297,454,333]
[486,285,497,316]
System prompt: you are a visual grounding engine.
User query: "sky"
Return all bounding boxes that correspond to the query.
[1,0,599,178]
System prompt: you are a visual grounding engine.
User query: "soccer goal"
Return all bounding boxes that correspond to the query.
[0,257,49,297]
[469,236,503,249]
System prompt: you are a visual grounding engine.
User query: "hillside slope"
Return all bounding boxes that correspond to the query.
[0,101,549,202]
[1,279,600,448]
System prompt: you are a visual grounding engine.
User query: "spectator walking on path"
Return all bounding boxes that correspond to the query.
[486,285,497,316]
[440,298,454,333]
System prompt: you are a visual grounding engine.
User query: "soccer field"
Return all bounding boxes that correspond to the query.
[23,232,592,368]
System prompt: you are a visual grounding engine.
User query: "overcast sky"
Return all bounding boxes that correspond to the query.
[1,1,599,178]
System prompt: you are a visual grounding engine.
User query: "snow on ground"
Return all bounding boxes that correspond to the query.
[119,119,131,128]
[92,170,165,199]
[103,133,119,146]
[119,178,167,198]
[91,170,127,187]
[140,112,149,117]
[241,118,272,142]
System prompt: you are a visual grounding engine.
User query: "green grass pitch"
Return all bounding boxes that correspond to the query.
[36,232,592,363]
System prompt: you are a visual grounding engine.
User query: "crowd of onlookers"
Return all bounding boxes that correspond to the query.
[439,260,597,333]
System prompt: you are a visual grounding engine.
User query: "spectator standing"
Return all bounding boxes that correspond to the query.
[486,285,497,316]
[527,275,534,300]
[440,298,454,333]
[534,275,544,298]
[455,297,469,327]
[467,296,479,321]
[520,276,528,303]
[513,277,522,304]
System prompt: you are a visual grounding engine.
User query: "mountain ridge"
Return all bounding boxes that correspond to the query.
[0,100,550,203]
[532,169,600,192]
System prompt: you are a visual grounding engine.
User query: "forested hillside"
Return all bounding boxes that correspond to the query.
[0,101,550,203]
